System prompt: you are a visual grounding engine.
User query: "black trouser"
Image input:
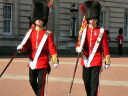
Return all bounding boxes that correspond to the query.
[83,66,101,96]
[118,44,122,55]
[29,68,47,96]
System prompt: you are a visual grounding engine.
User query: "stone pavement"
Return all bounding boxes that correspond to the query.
[0,55,128,96]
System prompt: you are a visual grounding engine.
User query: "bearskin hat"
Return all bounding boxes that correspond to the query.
[31,1,49,26]
[83,1,101,21]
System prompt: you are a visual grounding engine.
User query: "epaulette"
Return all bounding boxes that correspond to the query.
[46,30,51,33]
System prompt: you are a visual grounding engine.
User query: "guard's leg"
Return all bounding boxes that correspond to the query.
[37,68,47,96]
[119,45,122,55]
[29,68,38,95]
[83,66,91,96]
[90,66,101,96]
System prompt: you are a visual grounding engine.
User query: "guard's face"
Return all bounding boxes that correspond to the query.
[88,18,97,26]
[35,20,44,26]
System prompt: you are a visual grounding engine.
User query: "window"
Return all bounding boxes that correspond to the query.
[3,4,12,35]
[124,12,128,37]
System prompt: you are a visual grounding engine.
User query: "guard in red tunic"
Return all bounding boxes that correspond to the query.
[17,1,59,96]
[76,1,110,96]
[116,28,123,55]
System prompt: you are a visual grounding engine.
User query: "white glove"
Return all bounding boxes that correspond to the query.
[17,45,23,50]
[54,63,59,68]
[105,64,110,69]
[76,47,82,53]
[17,45,23,53]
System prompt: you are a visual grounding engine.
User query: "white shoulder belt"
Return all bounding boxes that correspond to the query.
[20,29,33,47]
[79,28,87,50]
[82,28,104,68]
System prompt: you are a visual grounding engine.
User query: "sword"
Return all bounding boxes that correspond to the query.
[0,50,18,78]
[68,53,80,96]
[0,24,35,78]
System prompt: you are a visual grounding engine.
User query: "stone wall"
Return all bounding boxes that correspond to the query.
[0,0,128,55]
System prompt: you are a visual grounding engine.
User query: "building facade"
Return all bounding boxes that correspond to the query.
[0,0,128,55]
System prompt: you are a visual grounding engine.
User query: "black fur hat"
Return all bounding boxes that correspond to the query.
[31,1,49,26]
[83,1,101,21]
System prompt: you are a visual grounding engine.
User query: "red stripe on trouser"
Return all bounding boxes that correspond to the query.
[96,66,101,96]
[41,69,47,96]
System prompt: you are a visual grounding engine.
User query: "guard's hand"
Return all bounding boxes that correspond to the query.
[76,47,82,53]
[105,64,110,69]
[17,45,23,53]
[76,47,84,57]
[105,55,110,69]
[52,55,59,68]
[30,64,36,70]
[54,63,59,68]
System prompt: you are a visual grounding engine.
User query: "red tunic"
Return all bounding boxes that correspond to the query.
[23,29,57,69]
[76,26,110,67]
[117,34,123,45]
